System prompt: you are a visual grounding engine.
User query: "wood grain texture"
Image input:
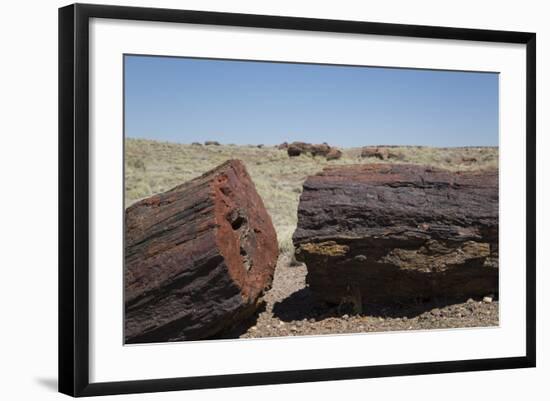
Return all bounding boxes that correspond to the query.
[125,160,278,343]
[293,164,498,305]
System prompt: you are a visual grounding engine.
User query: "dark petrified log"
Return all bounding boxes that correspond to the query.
[293,164,498,307]
[287,142,333,158]
[125,160,278,343]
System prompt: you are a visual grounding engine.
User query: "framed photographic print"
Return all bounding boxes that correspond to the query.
[58,3,536,397]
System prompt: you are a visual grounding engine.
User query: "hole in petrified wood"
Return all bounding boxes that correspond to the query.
[232,215,246,230]
[226,209,247,230]
[240,246,252,271]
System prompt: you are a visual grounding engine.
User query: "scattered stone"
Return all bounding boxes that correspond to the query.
[238,256,498,339]
[483,296,493,303]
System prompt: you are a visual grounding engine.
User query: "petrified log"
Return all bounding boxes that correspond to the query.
[360,146,388,160]
[326,148,343,160]
[293,164,498,306]
[277,142,289,150]
[125,160,278,343]
[287,142,334,158]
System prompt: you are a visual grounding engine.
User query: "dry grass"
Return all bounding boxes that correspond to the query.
[125,138,498,256]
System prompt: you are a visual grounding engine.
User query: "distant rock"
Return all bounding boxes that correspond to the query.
[191,142,202,146]
[360,147,388,160]
[277,142,289,150]
[326,148,343,160]
[287,141,340,159]
[310,143,331,157]
[204,140,220,146]
[287,142,309,157]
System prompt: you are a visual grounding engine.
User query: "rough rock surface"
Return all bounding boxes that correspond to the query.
[125,160,278,343]
[293,163,498,306]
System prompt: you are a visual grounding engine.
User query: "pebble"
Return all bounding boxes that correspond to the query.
[483,296,493,303]
[430,308,441,317]
[241,257,498,339]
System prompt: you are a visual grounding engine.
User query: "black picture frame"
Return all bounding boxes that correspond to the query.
[59,3,536,397]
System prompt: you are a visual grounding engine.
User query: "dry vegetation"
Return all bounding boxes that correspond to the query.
[125,138,498,257]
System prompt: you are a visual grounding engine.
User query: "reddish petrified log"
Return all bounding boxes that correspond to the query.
[125,160,278,343]
[293,164,498,306]
[326,148,343,160]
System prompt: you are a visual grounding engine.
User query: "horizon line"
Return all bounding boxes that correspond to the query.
[125,136,499,149]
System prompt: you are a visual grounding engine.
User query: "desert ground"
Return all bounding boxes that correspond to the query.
[125,138,499,338]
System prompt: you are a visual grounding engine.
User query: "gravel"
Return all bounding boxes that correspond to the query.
[236,256,499,339]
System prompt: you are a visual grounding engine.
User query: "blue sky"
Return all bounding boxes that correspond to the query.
[124,55,498,147]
